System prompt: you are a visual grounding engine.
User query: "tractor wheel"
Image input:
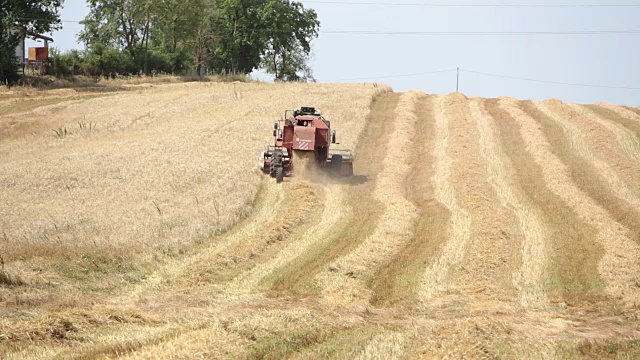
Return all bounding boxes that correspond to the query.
[276,167,284,183]
[270,154,282,177]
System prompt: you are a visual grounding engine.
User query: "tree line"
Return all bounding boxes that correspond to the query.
[0,0,320,85]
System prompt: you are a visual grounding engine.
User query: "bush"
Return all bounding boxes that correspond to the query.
[81,46,135,77]
[50,48,84,77]
[39,46,202,80]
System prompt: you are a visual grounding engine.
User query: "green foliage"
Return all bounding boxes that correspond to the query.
[153,0,208,52]
[0,0,63,85]
[76,0,319,78]
[2,0,318,84]
[80,0,152,57]
[49,46,195,78]
[210,0,269,74]
[50,48,83,77]
[262,43,315,82]
[261,0,319,81]
[0,32,21,85]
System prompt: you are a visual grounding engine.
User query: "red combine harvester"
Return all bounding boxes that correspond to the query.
[260,107,353,183]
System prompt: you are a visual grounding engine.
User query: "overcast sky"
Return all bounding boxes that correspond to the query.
[26,0,640,105]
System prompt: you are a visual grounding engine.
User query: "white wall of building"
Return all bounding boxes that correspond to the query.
[13,30,26,64]
[15,39,25,64]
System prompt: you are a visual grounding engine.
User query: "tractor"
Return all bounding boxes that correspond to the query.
[259,107,353,182]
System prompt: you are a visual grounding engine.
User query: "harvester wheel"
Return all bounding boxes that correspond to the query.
[275,167,284,183]
[331,154,343,172]
[270,153,282,177]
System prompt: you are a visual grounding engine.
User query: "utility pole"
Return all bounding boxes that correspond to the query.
[456,67,460,92]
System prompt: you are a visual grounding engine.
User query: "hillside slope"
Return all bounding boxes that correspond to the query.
[1,85,639,358]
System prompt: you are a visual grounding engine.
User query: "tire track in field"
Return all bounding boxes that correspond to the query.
[473,99,548,307]
[370,94,451,307]
[500,97,640,306]
[122,179,286,299]
[535,101,640,211]
[182,181,317,287]
[224,183,347,294]
[419,94,472,300]
[410,318,558,360]
[263,93,399,297]
[316,91,421,307]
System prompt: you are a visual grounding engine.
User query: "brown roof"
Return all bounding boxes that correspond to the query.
[26,31,54,42]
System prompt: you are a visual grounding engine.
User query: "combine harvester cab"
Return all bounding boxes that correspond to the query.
[260,107,353,182]
[286,107,354,177]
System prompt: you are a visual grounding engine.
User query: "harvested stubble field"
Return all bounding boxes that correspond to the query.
[1,83,639,359]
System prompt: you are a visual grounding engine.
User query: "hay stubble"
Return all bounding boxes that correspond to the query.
[3,84,640,358]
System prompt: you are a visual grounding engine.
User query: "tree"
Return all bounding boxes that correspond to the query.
[210,0,268,74]
[193,25,215,77]
[153,0,207,52]
[153,0,212,74]
[81,0,212,75]
[0,0,63,85]
[79,0,154,73]
[261,0,318,81]
[75,0,321,78]
[263,45,314,82]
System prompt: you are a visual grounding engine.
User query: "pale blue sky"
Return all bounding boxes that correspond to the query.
[27,0,640,105]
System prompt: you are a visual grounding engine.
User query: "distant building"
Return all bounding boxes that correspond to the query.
[12,30,53,64]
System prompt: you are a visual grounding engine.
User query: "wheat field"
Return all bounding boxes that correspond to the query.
[1,83,639,359]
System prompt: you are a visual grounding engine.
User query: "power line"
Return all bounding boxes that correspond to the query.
[319,29,640,35]
[321,68,456,82]
[15,18,640,36]
[460,69,640,90]
[320,67,640,91]
[12,17,83,23]
[304,1,640,7]
[310,1,640,7]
